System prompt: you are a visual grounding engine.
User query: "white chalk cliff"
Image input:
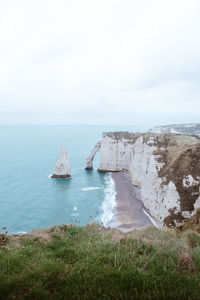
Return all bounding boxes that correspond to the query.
[86,132,200,227]
[51,146,71,178]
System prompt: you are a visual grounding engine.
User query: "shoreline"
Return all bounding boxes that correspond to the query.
[111,172,153,231]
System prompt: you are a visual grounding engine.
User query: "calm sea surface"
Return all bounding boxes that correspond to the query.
[0,125,148,233]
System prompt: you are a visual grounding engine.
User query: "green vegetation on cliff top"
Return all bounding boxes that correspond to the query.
[0,221,200,300]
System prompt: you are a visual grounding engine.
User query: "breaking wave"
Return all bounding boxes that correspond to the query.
[100,174,116,227]
[81,187,101,191]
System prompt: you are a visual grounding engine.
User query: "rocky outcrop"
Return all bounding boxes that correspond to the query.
[87,132,200,227]
[150,123,200,136]
[51,146,71,178]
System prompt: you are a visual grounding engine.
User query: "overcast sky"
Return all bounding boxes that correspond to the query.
[0,0,200,126]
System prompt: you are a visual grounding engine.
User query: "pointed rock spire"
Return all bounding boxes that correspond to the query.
[51,146,71,178]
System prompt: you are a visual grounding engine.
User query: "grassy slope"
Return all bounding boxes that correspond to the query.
[0,224,200,299]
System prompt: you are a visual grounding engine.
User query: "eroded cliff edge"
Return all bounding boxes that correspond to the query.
[86,132,200,227]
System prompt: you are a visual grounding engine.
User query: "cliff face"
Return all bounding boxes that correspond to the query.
[98,132,136,172]
[86,132,200,227]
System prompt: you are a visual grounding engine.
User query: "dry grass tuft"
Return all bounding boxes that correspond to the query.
[179,251,195,272]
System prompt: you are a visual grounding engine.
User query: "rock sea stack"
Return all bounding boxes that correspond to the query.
[51,146,71,178]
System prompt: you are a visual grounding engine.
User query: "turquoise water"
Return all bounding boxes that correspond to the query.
[0,125,148,233]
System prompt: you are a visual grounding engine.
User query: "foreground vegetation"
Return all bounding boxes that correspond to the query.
[0,223,200,299]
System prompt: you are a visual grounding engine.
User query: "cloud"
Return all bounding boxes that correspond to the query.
[0,0,199,125]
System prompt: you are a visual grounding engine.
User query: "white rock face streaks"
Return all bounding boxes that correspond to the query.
[86,132,200,227]
[85,141,101,170]
[98,133,132,172]
[51,146,71,178]
[183,175,200,187]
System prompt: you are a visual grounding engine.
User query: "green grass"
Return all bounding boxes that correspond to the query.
[0,224,200,299]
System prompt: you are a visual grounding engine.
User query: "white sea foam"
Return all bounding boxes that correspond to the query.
[73,206,78,211]
[48,174,71,180]
[100,174,117,228]
[81,187,101,191]
[71,212,80,217]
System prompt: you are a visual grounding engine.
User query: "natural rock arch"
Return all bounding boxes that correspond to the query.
[85,141,101,170]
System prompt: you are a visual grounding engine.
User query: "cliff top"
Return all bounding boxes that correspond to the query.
[103,131,141,141]
[103,131,199,145]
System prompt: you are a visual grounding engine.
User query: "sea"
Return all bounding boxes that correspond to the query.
[0,125,149,234]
